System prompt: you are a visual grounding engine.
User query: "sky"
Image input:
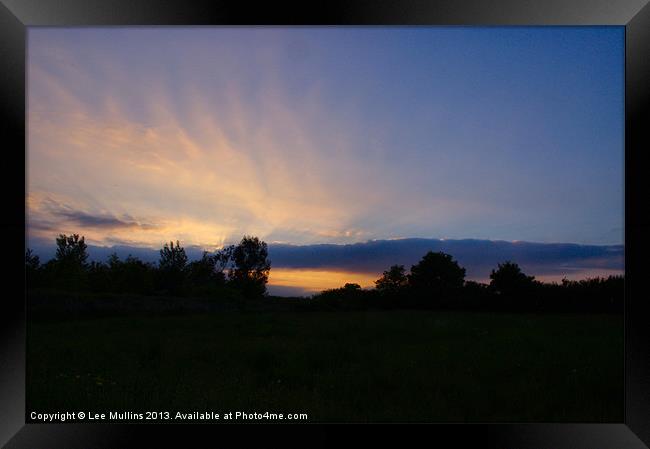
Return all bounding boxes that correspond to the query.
[26,27,625,294]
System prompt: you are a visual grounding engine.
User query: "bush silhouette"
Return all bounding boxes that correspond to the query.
[311,282,375,309]
[108,254,156,295]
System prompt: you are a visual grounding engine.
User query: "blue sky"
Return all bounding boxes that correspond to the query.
[27,27,624,291]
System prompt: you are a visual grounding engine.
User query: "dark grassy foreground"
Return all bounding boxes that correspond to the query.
[27,310,623,422]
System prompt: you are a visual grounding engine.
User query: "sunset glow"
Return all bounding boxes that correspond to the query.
[268,269,377,294]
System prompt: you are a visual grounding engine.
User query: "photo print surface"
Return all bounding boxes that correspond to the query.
[26,27,624,423]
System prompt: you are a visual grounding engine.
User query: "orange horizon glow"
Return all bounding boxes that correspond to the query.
[268,268,378,293]
[267,267,624,296]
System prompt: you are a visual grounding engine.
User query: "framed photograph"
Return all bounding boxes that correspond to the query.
[2,0,649,447]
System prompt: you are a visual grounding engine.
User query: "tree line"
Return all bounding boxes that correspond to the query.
[26,234,271,299]
[26,233,623,312]
[313,252,623,313]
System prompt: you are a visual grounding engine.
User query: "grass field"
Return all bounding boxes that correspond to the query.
[27,310,623,422]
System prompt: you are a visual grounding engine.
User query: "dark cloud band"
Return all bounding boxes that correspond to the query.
[267,239,624,278]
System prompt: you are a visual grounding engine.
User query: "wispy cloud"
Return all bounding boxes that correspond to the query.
[55,210,158,230]
[34,196,159,231]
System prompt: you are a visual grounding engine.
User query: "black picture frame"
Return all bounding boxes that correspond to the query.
[1,0,649,447]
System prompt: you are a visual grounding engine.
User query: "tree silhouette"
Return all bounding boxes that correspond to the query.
[53,234,89,290]
[408,251,466,302]
[489,261,536,297]
[55,234,88,268]
[25,248,41,287]
[229,236,271,298]
[213,245,235,274]
[159,240,188,271]
[375,265,408,295]
[187,251,226,293]
[158,240,188,295]
[26,248,40,271]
